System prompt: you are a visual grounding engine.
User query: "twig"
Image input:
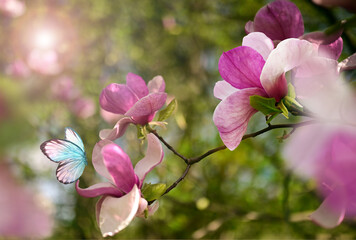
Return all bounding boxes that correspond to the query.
[148,120,317,203]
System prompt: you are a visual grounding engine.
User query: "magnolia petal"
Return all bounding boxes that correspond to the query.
[219,46,265,89]
[253,0,304,40]
[96,196,107,226]
[126,72,149,99]
[148,75,166,93]
[99,117,135,141]
[136,198,148,217]
[102,144,138,193]
[310,191,346,229]
[148,201,159,216]
[339,53,356,72]
[75,180,123,198]
[213,81,238,100]
[125,92,167,125]
[302,30,343,45]
[92,140,115,182]
[244,20,254,34]
[213,88,266,150]
[100,83,139,114]
[99,185,140,237]
[318,37,343,60]
[261,39,315,99]
[134,133,164,185]
[242,32,274,60]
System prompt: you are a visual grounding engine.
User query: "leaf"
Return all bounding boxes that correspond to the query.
[277,101,289,119]
[157,98,177,122]
[287,83,296,99]
[282,96,303,116]
[141,183,166,202]
[250,95,281,115]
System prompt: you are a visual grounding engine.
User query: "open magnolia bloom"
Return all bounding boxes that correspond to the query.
[245,0,343,60]
[76,133,163,237]
[213,32,338,150]
[99,73,167,140]
[284,125,356,228]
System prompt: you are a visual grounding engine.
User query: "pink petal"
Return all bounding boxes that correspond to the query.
[302,30,343,46]
[310,191,346,229]
[134,133,164,185]
[126,72,149,99]
[136,198,148,217]
[125,92,167,125]
[261,39,315,99]
[244,20,254,34]
[213,81,238,100]
[147,201,159,216]
[96,196,107,226]
[102,144,138,193]
[99,117,136,141]
[99,83,138,114]
[213,88,267,150]
[253,0,304,40]
[98,185,141,237]
[92,140,115,182]
[219,46,265,89]
[148,75,166,93]
[339,53,356,72]
[318,37,343,60]
[242,32,274,60]
[75,180,123,198]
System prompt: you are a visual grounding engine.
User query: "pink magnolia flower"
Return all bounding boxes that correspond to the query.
[76,133,163,237]
[284,125,356,228]
[70,97,96,119]
[0,162,53,238]
[99,73,167,140]
[0,0,25,18]
[5,60,30,78]
[27,49,62,76]
[245,0,343,60]
[51,76,80,102]
[213,32,335,150]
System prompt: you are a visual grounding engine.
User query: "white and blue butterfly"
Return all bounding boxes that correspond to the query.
[40,127,87,184]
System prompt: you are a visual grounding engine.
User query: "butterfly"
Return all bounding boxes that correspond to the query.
[40,127,87,184]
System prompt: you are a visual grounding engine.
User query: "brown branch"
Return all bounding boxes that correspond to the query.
[148,120,317,203]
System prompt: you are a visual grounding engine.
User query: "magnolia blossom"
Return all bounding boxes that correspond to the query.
[70,97,95,119]
[213,32,336,150]
[283,63,356,228]
[99,73,167,140]
[51,76,80,102]
[245,0,343,60]
[76,133,163,237]
[5,60,30,78]
[0,162,53,238]
[284,124,356,228]
[27,49,62,75]
[0,0,25,18]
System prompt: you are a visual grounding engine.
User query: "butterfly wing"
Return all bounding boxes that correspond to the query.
[65,127,85,152]
[40,138,87,184]
[56,157,87,184]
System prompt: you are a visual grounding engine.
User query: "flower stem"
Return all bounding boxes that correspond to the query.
[148,120,317,202]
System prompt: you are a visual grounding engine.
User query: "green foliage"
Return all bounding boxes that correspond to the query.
[142,183,167,202]
[250,95,282,115]
[157,98,177,122]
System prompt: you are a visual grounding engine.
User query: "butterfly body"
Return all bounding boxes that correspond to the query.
[40,128,87,184]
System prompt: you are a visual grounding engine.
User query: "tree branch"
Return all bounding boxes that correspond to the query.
[148,120,317,203]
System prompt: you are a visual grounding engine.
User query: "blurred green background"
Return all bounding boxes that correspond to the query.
[0,0,355,239]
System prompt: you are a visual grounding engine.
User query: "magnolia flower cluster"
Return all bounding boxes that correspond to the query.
[76,73,167,236]
[213,0,356,229]
[73,0,356,236]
